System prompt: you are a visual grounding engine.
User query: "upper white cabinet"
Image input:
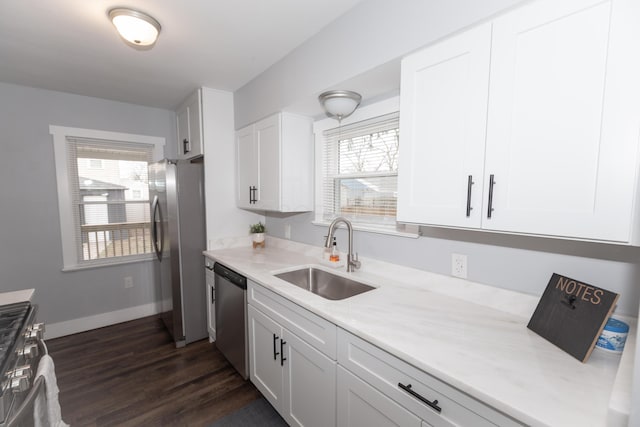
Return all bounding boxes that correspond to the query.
[236,113,313,212]
[176,89,204,159]
[398,0,640,244]
[398,23,492,229]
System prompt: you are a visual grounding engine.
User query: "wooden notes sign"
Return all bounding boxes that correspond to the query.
[527,273,619,362]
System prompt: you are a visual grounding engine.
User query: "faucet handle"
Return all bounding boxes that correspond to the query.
[351,253,361,270]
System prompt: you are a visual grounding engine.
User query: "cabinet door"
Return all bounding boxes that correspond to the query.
[397,23,492,228]
[248,305,284,410]
[188,91,203,158]
[254,115,281,210]
[176,105,190,159]
[205,266,216,341]
[282,329,337,427]
[337,366,421,427]
[236,125,258,209]
[177,90,203,159]
[483,0,640,242]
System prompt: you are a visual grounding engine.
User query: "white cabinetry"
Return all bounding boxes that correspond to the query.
[204,258,215,341]
[398,23,491,229]
[176,89,204,160]
[236,113,313,212]
[247,281,337,427]
[398,0,640,244]
[337,329,522,427]
[337,366,422,427]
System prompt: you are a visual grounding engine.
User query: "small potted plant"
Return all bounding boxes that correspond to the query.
[250,222,266,248]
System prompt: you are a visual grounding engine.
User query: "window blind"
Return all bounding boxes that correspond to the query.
[65,137,154,264]
[322,112,400,226]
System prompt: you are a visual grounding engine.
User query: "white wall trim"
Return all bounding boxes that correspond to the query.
[49,125,166,271]
[44,302,161,339]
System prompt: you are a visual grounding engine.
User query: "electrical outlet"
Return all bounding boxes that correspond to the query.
[451,254,467,279]
[284,223,291,240]
[124,276,134,288]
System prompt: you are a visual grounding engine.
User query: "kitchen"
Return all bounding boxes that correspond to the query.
[1,0,639,426]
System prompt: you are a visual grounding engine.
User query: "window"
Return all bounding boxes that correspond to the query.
[50,126,164,270]
[321,112,400,228]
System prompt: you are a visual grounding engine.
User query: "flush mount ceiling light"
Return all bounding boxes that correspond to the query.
[318,90,362,121]
[109,8,161,48]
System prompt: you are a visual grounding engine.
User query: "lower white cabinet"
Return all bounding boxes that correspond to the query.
[246,281,523,427]
[337,329,522,427]
[204,259,215,341]
[247,283,337,427]
[338,366,422,427]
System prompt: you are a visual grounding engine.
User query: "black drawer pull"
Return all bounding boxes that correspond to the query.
[280,339,287,366]
[398,382,441,413]
[466,175,474,217]
[487,174,495,219]
[273,334,280,360]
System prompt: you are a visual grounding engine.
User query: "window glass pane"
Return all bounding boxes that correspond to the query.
[70,141,153,262]
[338,128,399,174]
[322,112,400,227]
[335,175,397,224]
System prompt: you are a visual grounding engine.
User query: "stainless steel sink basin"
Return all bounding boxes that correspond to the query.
[274,267,375,300]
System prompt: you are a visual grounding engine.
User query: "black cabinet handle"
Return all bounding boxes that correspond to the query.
[211,287,214,305]
[183,138,190,154]
[273,334,280,360]
[398,382,441,413]
[487,174,495,219]
[465,175,474,217]
[249,186,258,204]
[280,339,287,366]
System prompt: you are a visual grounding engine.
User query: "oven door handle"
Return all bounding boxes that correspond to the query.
[6,376,45,427]
[6,339,48,427]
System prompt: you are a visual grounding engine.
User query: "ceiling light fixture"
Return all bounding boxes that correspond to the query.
[109,8,161,48]
[318,90,362,121]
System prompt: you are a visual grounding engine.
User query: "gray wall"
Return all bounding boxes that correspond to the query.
[266,212,640,316]
[234,0,528,127]
[0,82,176,325]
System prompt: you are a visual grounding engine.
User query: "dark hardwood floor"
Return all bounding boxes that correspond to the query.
[46,315,261,427]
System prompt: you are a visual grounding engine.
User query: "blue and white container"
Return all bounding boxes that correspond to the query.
[596,318,629,354]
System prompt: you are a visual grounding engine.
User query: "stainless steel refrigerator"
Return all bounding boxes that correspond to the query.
[149,158,207,347]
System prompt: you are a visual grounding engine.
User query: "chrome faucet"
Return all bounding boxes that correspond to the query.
[325,217,361,272]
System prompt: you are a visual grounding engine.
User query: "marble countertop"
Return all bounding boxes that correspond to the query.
[204,237,635,427]
[0,289,34,305]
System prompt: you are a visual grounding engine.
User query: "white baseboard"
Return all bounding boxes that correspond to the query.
[45,302,161,340]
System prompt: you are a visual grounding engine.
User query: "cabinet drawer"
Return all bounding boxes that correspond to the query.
[248,281,337,359]
[337,329,522,427]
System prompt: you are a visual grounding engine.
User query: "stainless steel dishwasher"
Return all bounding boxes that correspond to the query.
[214,262,248,379]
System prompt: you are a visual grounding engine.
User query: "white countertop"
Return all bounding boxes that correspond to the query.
[0,289,34,305]
[204,237,635,427]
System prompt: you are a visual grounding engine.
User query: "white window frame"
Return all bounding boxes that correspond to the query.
[313,96,418,238]
[50,125,165,271]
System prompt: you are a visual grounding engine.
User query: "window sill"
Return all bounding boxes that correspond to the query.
[62,255,154,272]
[312,220,420,239]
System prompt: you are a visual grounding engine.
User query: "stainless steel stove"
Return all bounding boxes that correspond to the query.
[0,302,43,427]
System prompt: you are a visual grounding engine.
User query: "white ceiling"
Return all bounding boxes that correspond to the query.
[0,0,365,110]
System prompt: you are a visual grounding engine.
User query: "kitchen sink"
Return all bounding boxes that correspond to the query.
[274,267,375,300]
